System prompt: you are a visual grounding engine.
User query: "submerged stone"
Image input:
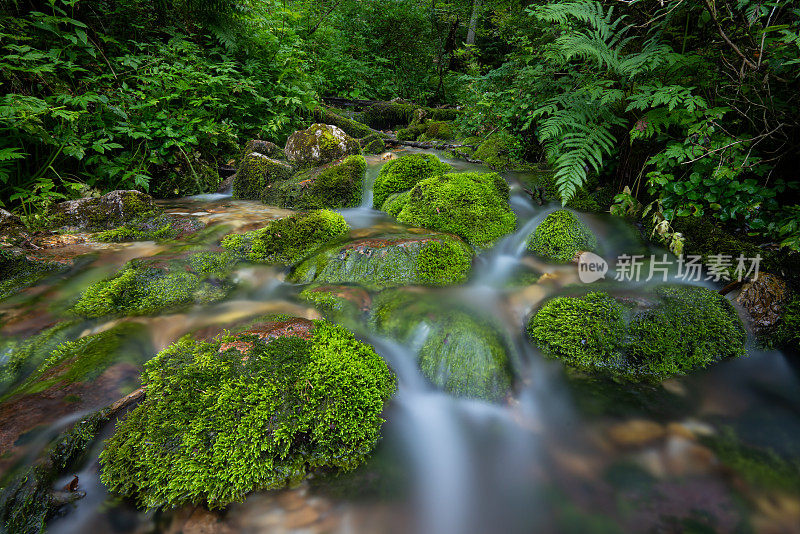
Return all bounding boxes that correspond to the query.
[261,155,365,209]
[393,172,517,249]
[94,214,205,243]
[221,210,349,265]
[370,289,513,400]
[233,152,293,200]
[284,123,360,167]
[526,210,598,263]
[372,153,451,209]
[0,249,70,301]
[527,285,747,382]
[99,318,395,509]
[46,190,158,231]
[71,250,238,318]
[288,229,473,290]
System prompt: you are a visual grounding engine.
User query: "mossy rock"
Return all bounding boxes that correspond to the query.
[370,289,513,400]
[284,123,360,167]
[0,249,70,301]
[473,132,523,171]
[359,133,386,154]
[221,210,349,265]
[397,121,455,142]
[94,214,205,243]
[232,153,293,200]
[381,190,412,217]
[393,172,517,249]
[361,101,419,129]
[99,318,395,509]
[242,139,284,160]
[261,155,366,209]
[288,229,473,290]
[526,210,598,263]
[373,153,452,209]
[527,285,747,382]
[396,123,428,142]
[71,250,238,318]
[46,190,159,231]
[312,106,375,139]
[300,284,371,328]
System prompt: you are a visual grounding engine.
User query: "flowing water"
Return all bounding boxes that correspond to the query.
[2,149,800,534]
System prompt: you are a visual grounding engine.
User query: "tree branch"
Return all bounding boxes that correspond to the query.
[702,0,757,70]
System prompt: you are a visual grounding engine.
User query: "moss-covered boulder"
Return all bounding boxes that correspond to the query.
[398,121,455,141]
[312,106,375,139]
[232,153,293,200]
[371,289,512,400]
[362,101,419,129]
[526,210,598,263]
[392,172,517,249]
[473,132,523,171]
[261,155,366,209]
[47,190,158,231]
[289,229,473,290]
[71,250,238,318]
[526,285,747,382]
[99,318,395,509]
[373,153,451,209]
[242,139,284,159]
[359,133,386,154]
[284,123,360,167]
[0,249,70,301]
[94,214,205,243]
[221,210,349,265]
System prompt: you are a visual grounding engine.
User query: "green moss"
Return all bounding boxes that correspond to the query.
[396,123,428,142]
[395,172,517,249]
[0,249,68,301]
[221,210,349,265]
[370,290,512,400]
[474,132,524,171]
[362,101,419,129]
[288,230,473,290]
[702,427,800,494]
[47,190,160,231]
[372,153,451,209]
[768,295,800,349]
[233,153,293,200]
[527,292,627,374]
[380,190,411,217]
[299,285,369,328]
[261,155,366,209]
[312,106,375,138]
[241,139,284,160]
[99,319,395,509]
[360,133,386,154]
[94,214,204,243]
[421,121,455,140]
[527,286,747,382]
[526,210,598,263]
[71,251,237,318]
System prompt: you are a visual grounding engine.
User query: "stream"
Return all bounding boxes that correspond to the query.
[2,148,800,534]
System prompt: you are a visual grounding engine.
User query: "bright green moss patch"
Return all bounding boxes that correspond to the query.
[526,210,598,263]
[381,190,411,217]
[397,121,456,142]
[71,251,238,318]
[473,132,523,171]
[99,319,395,509]
[262,155,366,209]
[233,153,293,200]
[289,230,473,290]
[312,106,375,138]
[360,133,387,154]
[372,153,451,209]
[370,290,512,400]
[394,172,517,248]
[527,285,747,382]
[221,210,349,265]
[94,214,204,243]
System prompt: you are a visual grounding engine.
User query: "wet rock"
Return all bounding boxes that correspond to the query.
[526,210,598,263]
[0,208,24,234]
[285,123,360,167]
[370,289,513,400]
[233,153,293,200]
[736,272,790,334]
[221,210,349,265]
[391,171,517,248]
[47,190,158,231]
[94,213,205,242]
[165,507,233,534]
[0,248,70,301]
[262,155,365,209]
[289,228,473,290]
[607,420,666,448]
[243,138,283,159]
[527,285,746,382]
[99,318,395,509]
[301,285,371,328]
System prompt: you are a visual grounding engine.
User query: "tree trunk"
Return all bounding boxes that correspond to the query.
[466,0,482,45]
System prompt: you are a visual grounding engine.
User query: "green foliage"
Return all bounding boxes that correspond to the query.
[371,289,512,400]
[527,286,747,382]
[262,155,365,209]
[221,210,349,265]
[71,251,237,318]
[394,171,517,248]
[99,320,395,509]
[769,295,800,349]
[526,209,598,263]
[373,153,451,209]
